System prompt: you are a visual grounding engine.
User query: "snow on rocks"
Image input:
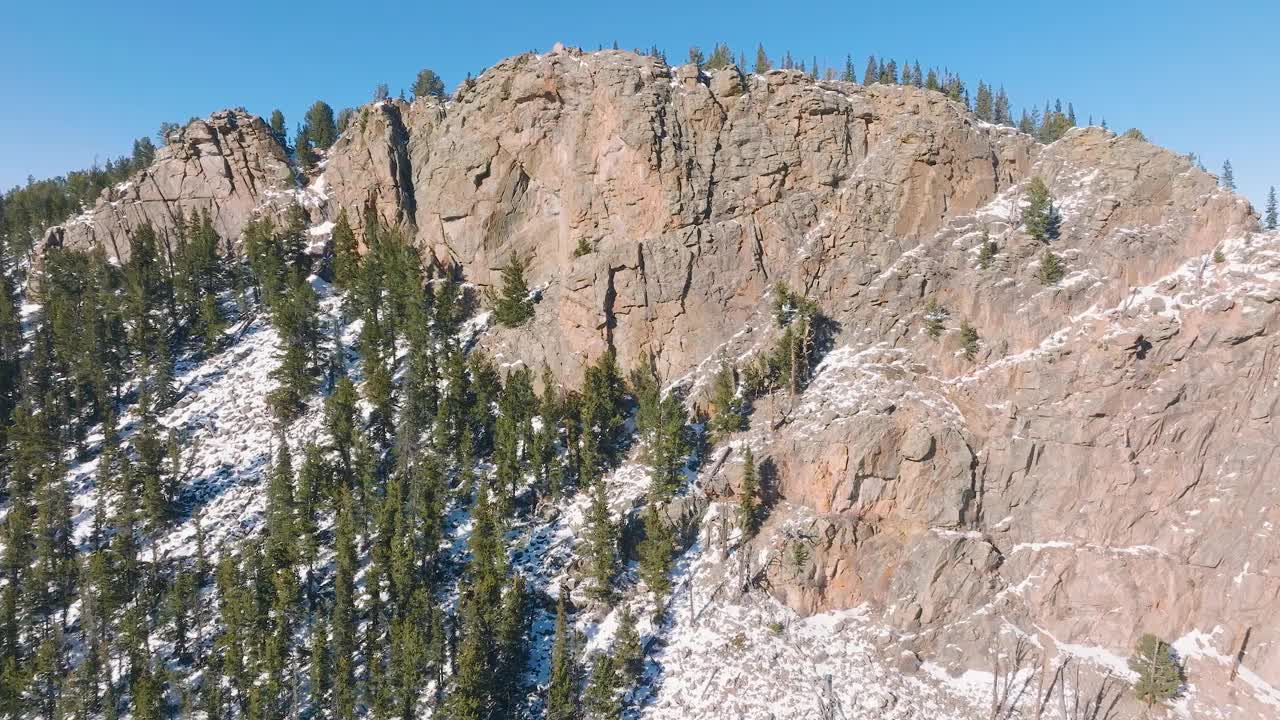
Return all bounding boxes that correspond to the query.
[640,508,987,720]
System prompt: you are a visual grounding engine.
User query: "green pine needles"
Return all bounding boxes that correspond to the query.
[1038,250,1066,285]
[492,253,536,327]
[923,299,948,339]
[1024,177,1060,243]
[960,321,981,361]
[1129,633,1183,707]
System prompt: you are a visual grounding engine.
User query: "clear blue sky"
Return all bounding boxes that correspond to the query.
[2,0,1276,208]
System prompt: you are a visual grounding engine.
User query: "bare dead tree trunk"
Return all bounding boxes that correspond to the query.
[1230,626,1252,683]
[1033,654,1050,720]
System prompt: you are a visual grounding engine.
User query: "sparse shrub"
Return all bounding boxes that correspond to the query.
[791,542,809,572]
[977,233,998,269]
[1213,249,1226,264]
[960,321,980,361]
[742,283,832,398]
[923,298,948,339]
[1038,250,1065,285]
[573,236,594,257]
[767,621,784,636]
[1122,127,1147,141]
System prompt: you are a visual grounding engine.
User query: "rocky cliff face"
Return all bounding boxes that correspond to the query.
[45,46,1279,717]
[42,108,294,262]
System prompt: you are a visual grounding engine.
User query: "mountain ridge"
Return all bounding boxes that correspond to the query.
[20,45,1280,719]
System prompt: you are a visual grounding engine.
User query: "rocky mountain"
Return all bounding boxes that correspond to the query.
[38,45,1280,718]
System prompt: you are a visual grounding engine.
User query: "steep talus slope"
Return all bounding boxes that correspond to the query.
[41,45,1278,717]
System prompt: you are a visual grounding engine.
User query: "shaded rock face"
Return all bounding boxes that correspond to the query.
[46,46,1279,716]
[42,108,293,263]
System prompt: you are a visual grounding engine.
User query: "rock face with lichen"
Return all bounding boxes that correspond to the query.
[43,46,1280,718]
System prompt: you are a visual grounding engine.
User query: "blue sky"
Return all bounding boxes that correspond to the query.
[2,0,1276,208]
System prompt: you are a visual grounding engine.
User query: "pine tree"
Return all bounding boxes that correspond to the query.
[1038,250,1065,285]
[579,350,628,471]
[332,487,358,720]
[646,387,689,502]
[975,82,994,122]
[977,232,998,269]
[584,480,618,601]
[707,363,745,440]
[546,588,581,720]
[303,101,339,149]
[309,615,330,711]
[1023,177,1058,242]
[960,321,980,362]
[326,376,359,480]
[862,55,877,85]
[295,129,316,170]
[0,235,20,446]
[737,447,760,537]
[614,607,642,680]
[125,223,176,407]
[1129,634,1182,707]
[1220,160,1235,190]
[638,503,674,599]
[753,44,771,74]
[584,652,621,720]
[269,110,287,148]
[1266,186,1278,230]
[492,253,535,326]
[412,68,446,99]
[331,210,360,289]
[705,43,733,71]
[994,86,1011,125]
[263,440,297,572]
[1018,110,1035,135]
[493,577,530,717]
[687,46,704,69]
[925,68,940,91]
[267,271,322,424]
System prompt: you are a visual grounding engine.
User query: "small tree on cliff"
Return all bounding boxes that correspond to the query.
[303,100,338,150]
[753,44,772,74]
[493,254,535,327]
[1129,633,1183,707]
[1037,250,1065,285]
[707,363,746,440]
[1023,177,1059,243]
[959,321,980,361]
[412,69,446,100]
[295,130,316,171]
[330,210,359,290]
[269,110,287,149]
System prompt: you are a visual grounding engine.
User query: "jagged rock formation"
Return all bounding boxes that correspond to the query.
[42,108,293,262]
[43,46,1279,718]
